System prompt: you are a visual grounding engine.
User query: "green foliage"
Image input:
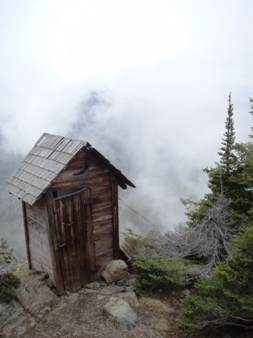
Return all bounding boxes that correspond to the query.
[204,93,237,201]
[183,95,253,227]
[180,196,215,227]
[122,228,149,252]
[178,225,253,330]
[121,228,160,259]
[205,142,253,223]
[134,253,194,294]
[249,97,253,138]
[0,273,20,303]
[217,93,236,175]
[0,237,8,250]
[0,238,20,303]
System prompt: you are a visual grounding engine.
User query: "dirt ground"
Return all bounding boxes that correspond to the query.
[14,291,186,338]
[1,263,253,338]
[0,263,193,338]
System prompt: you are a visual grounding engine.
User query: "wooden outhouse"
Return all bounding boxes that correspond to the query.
[4,133,135,294]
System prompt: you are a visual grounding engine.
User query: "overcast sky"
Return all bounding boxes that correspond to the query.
[1,0,253,233]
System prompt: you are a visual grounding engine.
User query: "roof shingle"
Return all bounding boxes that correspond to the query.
[4,132,135,205]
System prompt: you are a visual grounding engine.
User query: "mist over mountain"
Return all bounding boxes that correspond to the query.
[0,1,252,265]
[67,91,210,232]
[0,91,212,261]
[0,146,23,260]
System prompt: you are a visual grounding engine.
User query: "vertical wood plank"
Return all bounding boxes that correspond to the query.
[111,175,120,259]
[66,194,80,292]
[75,191,87,286]
[84,188,97,281]
[55,197,73,292]
[54,188,97,292]
[22,201,31,269]
[46,193,65,294]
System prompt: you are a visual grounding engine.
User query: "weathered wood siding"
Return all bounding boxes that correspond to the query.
[8,134,134,295]
[24,199,54,282]
[54,188,96,292]
[50,148,120,278]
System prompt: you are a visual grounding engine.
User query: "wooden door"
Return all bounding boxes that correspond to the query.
[54,188,96,292]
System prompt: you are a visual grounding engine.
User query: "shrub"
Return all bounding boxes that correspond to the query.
[134,253,194,294]
[121,228,162,259]
[0,238,20,303]
[0,273,20,303]
[178,225,253,330]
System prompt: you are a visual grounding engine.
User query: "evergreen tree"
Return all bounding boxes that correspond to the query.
[205,97,253,222]
[183,94,237,226]
[204,93,237,196]
[183,94,253,226]
[178,225,253,330]
[249,97,253,138]
[232,142,253,220]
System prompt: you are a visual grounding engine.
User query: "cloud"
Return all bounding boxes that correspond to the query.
[0,0,253,240]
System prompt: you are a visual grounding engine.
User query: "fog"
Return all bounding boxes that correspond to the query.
[0,0,253,260]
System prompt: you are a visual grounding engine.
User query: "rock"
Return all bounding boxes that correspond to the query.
[99,287,114,296]
[46,278,55,289]
[98,279,108,287]
[181,288,191,297]
[128,277,137,286]
[105,285,124,294]
[124,285,135,292]
[102,260,128,284]
[116,278,128,286]
[104,297,137,330]
[118,291,139,308]
[85,281,100,290]
[115,286,125,293]
[79,288,98,294]
[97,294,106,301]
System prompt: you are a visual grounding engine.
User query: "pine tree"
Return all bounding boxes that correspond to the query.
[204,93,237,196]
[183,94,253,226]
[183,94,237,226]
[249,97,253,138]
[178,225,253,331]
[204,94,253,223]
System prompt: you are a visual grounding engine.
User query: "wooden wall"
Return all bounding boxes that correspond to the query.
[50,148,120,278]
[21,146,124,294]
[23,199,54,283]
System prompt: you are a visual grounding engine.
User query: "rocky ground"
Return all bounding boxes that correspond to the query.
[0,261,193,338]
[1,245,253,338]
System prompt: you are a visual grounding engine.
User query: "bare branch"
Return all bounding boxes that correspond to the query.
[122,194,236,278]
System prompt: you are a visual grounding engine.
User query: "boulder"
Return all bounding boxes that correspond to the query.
[102,260,128,284]
[104,297,137,330]
[118,291,139,308]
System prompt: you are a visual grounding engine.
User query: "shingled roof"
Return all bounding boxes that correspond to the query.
[4,133,135,206]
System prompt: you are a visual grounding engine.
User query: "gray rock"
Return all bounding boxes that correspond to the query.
[46,278,55,289]
[104,297,137,330]
[118,291,139,308]
[99,287,114,295]
[85,281,100,290]
[124,285,136,292]
[102,260,128,284]
[128,277,137,286]
[97,294,106,301]
[116,278,128,286]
